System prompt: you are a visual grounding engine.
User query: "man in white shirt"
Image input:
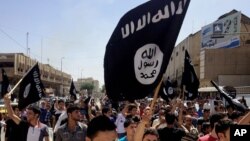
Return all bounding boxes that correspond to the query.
[115,104,127,139]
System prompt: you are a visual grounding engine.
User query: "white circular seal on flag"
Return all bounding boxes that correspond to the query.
[188,92,193,98]
[168,87,174,95]
[134,44,163,85]
[23,83,31,98]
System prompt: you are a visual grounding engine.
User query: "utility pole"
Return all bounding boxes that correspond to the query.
[26,32,29,57]
[81,69,84,80]
[61,57,64,96]
[41,38,43,63]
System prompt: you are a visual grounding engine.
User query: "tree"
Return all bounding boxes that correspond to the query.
[80,83,94,95]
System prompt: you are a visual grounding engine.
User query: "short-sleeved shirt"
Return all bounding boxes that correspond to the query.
[115,113,126,134]
[19,120,49,141]
[55,122,87,141]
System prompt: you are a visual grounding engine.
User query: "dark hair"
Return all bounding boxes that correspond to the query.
[203,109,210,112]
[87,115,116,139]
[58,99,65,104]
[124,117,138,128]
[102,107,110,115]
[132,115,141,123]
[215,119,234,138]
[210,113,227,129]
[67,104,80,114]
[165,113,176,125]
[127,104,137,112]
[65,101,73,108]
[143,128,159,140]
[226,105,234,110]
[201,122,210,133]
[230,111,244,120]
[187,107,194,112]
[119,103,126,112]
[27,105,41,116]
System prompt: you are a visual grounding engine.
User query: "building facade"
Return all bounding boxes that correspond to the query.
[164,10,250,89]
[76,77,100,94]
[0,53,71,96]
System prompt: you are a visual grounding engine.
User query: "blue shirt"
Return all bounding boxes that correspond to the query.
[197,108,203,117]
[118,136,128,141]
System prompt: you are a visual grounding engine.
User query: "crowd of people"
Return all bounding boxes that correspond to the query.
[0,92,249,141]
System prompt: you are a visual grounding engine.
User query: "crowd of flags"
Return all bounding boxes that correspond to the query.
[0,62,79,110]
[0,0,248,113]
[158,50,199,101]
[1,55,246,112]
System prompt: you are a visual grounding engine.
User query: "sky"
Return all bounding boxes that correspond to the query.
[1,0,250,87]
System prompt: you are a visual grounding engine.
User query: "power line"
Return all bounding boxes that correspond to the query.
[0,28,26,50]
[0,28,43,61]
[0,24,83,45]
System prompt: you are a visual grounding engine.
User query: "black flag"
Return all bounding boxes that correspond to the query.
[18,63,45,110]
[1,69,10,97]
[181,50,199,100]
[69,80,77,100]
[84,96,91,105]
[159,78,176,102]
[104,0,190,101]
[211,80,248,113]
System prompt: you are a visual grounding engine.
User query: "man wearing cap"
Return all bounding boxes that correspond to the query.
[55,104,87,141]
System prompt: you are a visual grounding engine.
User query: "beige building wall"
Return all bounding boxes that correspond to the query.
[165,10,250,88]
[218,75,250,86]
[0,53,71,96]
[164,32,201,84]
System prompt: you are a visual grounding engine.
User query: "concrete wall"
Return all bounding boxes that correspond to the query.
[164,11,250,88]
[218,75,250,86]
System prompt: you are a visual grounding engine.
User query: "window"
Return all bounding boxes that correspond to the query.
[0,62,14,67]
[176,52,178,56]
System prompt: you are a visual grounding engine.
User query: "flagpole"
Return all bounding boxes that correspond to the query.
[181,85,185,100]
[6,62,38,96]
[7,78,24,96]
[149,78,163,114]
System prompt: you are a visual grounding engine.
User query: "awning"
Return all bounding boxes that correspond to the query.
[198,87,222,92]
